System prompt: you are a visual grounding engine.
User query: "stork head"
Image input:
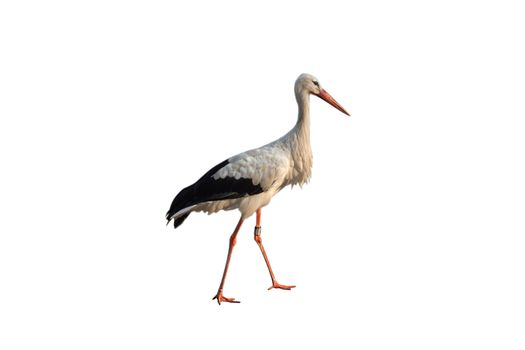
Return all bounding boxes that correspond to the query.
[295,73,350,116]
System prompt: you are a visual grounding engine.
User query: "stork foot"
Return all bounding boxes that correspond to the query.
[212,291,240,305]
[268,282,296,291]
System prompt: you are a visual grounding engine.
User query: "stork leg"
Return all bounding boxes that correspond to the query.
[212,217,244,305]
[254,209,296,291]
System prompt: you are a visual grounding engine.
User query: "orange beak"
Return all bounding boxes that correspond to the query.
[315,89,350,116]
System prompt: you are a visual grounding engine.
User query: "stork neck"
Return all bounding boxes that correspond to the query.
[288,89,311,152]
[295,90,311,131]
[281,88,312,186]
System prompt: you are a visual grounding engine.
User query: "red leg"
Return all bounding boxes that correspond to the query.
[212,217,244,304]
[254,209,295,291]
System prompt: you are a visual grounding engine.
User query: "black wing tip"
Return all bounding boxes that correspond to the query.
[173,213,190,229]
[165,211,190,229]
[165,211,173,225]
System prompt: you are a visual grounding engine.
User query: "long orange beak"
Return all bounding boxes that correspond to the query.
[315,89,350,116]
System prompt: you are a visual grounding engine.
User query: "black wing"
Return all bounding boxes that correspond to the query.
[166,159,264,228]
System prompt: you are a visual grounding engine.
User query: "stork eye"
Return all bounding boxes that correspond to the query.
[313,81,319,86]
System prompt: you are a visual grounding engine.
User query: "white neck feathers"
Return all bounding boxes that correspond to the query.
[284,88,313,186]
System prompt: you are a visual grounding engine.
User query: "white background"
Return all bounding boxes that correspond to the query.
[1,0,524,349]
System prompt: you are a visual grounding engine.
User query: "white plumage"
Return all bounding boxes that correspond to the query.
[203,141,305,217]
[166,73,349,304]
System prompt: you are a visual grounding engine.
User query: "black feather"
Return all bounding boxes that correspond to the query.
[166,159,264,228]
[173,212,190,228]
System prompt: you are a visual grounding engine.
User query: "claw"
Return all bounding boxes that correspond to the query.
[212,291,240,305]
[268,282,296,291]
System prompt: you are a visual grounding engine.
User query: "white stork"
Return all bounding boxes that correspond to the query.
[166,73,350,304]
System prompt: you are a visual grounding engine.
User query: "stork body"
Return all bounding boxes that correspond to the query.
[166,73,349,304]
